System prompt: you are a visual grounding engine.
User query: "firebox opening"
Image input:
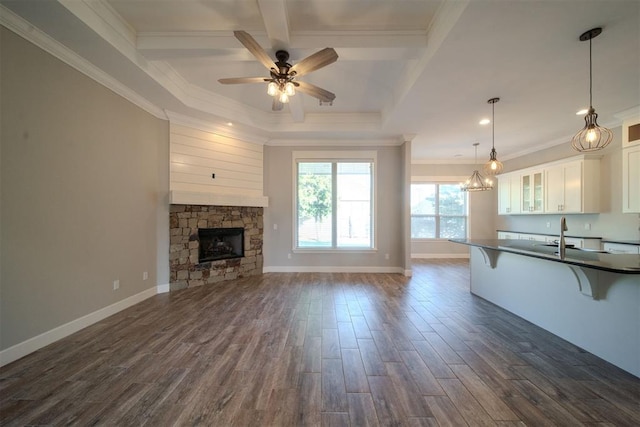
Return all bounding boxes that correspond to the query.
[198,227,244,263]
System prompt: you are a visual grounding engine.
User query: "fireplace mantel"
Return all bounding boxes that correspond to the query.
[170,190,269,207]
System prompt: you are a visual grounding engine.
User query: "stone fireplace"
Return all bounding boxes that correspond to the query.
[169,205,263,291]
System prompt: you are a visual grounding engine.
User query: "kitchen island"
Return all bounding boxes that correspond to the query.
[451,239,640,378]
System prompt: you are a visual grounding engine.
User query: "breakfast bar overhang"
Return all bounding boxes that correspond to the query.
[452,239,640,378]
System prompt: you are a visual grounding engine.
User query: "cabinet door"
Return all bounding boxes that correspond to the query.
[498,175,521,214]
[545,165,564,212]
[522,175,531,212]
[522,171,544,213]
[533,171,543,212]
[604,242,640,254]
[563,161,582,212]
[509,177,521,214]
[622,146,640,213]
[498,176,511,214]
[546,161,583,213]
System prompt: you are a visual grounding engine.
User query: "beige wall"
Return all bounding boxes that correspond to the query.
[496,127,640,242]
[263,145,406,271]
[0,28,170,351]
[410,163,497,257]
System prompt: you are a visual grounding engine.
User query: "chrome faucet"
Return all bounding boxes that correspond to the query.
[559,216,568,258]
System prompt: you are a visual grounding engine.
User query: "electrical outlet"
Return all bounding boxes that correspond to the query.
[546,222,551,228]
[584,223,591,230]
[113,279,120,290]
[143,271,148,280]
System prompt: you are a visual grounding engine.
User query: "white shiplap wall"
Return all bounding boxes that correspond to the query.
[170,124,264,198]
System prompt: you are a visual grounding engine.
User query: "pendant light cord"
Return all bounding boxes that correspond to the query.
[492,101,495,150]
[589,36,593,108]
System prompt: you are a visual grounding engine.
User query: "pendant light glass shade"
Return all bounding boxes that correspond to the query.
[284,81,296,96]
[571,28,612,152]
[267,82,278,96]
[461,143,494,192]
[483,97,503,175]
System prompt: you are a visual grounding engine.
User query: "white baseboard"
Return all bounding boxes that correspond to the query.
[0,287,158,367]
[411,253,470,259]
[263,266,405,274]
[157,283,170,293]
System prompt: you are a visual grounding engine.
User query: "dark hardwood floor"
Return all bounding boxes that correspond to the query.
[1,259,639,426]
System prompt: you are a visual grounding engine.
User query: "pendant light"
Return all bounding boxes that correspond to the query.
[461,143,494,192]
[483,97,503,175]
[571,27,612,152]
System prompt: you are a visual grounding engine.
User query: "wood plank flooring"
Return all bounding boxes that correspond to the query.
[1,259,639,426]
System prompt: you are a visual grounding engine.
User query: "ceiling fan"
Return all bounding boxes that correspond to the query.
[218,31,338,111]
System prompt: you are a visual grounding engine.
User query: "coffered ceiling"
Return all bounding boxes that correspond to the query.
[1,0,639,161]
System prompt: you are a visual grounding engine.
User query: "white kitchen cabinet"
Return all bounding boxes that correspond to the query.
[497,231,518,239]
[604,242,640,254]
[622,145,640,213]
[518,233,547,242]
[498,174,521,215]
[521,170,544,213]
[544,158,600,213]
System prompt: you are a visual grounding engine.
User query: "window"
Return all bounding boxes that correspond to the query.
[295,152,375,250]
[411,183,467,239]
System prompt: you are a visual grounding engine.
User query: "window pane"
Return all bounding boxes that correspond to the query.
[439,184,466,215]
[337,163,371,247]
[411,216,436,238]
[411,184,436,214]
[297,162,332,247]
[440,216,466,239]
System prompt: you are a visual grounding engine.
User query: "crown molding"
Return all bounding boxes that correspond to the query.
[267,138,401,147]
[0,4,167,120]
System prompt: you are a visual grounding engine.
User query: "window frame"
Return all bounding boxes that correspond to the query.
[293,151,377,253]
[410,177,469,241]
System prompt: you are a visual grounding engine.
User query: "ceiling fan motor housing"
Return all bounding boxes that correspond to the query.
[274,50,292,75]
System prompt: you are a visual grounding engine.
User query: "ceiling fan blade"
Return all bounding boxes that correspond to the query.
[234,30,277,71]
[218,77,269,84]
[295,81,336,102]
[272,98,284,111]
[289,48,338,77]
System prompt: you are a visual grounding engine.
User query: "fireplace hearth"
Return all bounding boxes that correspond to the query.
[198,227,244,263]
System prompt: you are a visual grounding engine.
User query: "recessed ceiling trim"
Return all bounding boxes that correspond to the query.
[0,4,166,119]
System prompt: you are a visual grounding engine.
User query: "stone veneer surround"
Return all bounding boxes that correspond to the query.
[169,205,263,291]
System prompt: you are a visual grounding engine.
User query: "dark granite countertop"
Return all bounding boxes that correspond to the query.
[451,239,640,274]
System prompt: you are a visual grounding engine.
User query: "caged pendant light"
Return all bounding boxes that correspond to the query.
[461,143,494,192]
[571,27,612,152]
[484,97,503,175]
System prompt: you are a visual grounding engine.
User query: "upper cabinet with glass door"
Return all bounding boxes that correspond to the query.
[521,170,544,214]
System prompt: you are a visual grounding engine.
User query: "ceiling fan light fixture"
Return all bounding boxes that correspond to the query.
[267,82,278,96]
[571,27,612,152]
[284,81,296,96]
[279,91,289,104]
[483,97,503,175]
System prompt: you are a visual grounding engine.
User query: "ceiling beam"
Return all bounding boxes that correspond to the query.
[136,31,426,60]
[257,0,290,50]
